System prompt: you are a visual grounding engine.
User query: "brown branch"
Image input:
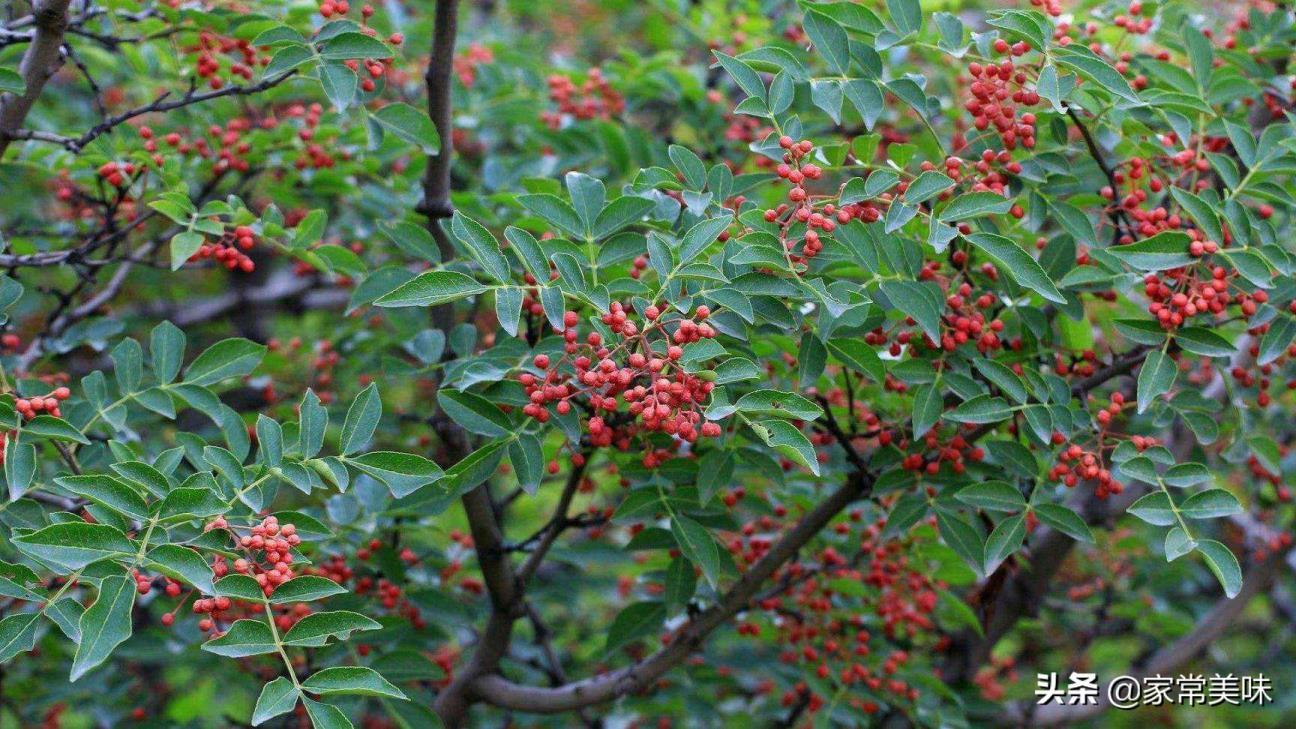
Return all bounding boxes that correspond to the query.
[469,467,876,714]
[0,0,72,158]
[418,0,461,339]
[417,0,458,229]
[1004,543,1291,726]
[516,455,590,584]
[9,71,297,155]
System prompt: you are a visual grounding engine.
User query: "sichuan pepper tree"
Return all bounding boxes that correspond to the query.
[0,0,1293,727]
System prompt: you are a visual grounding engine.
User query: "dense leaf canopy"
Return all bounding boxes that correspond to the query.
[0,0,1293,727]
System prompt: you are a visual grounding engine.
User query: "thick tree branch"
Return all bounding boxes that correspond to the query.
[469,467,876,714]
[0,0,72,158]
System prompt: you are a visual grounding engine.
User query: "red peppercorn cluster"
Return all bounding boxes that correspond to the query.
[730,513,937,717]
[518,304,723,461]
[963,44,1040,150]
[1045,417,1148,499]
[1028,0,1062,17]
[1142,266,1259,330]
[973,655,1021,701]
[288,102,341,170]
[893,430,987,476]
[190,31,269,90]
[862,274,1008,358]
[187,225,258,273]
[933,149,1022,197]
[15,387,71,419]
[1113,1,1152,35]
[312,540,427,628]
[541,69,625,129]
[454,42,494,87]
[96,160,138,188]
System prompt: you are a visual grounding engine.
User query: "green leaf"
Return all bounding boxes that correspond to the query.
[319,62,357,111]
[937,192,1013,221]
[170,231,205,270]
[671,514,722,588]
[303,666,406,699]
[517,194,585,239]
[592,196,654,239]
[146,544,216,594]
[1053,45,1141,103]
[451,213,511,283]
[1136,349,1176,413]
[826,339,885,383]
[905,171,954,204]
[1127,491,1176,526]
[1180,489,1242,519]
[911,383,941,438]
[13,523,134,571]
[1169,187,1223,244]
[349,452,443,498]
[712,52,765,102]
[299,389,328,459]
[1257,315,1296,366]
[184,338,267,385]
[256,415,283,466]
[886,0,923,35]
[663,556,697,611]
[339,383,381,456]
[1175,327,1235,358]
[946,395,1013,424]
[880,280,942,343]
[605,601,667,653]
[70,574,136,681]
[1196,540,1241,598]
[1165,527,1196,562]
[667,146,706,190]
[110,338,144,393]
[803,10,850,74]
[440,440,507,497]
[293,210,328,248]
[264,45,314,77]
[252,677,300,726]
[371,102,439,153]
[936,510,985,577]
[1107,231,1192,271]
[3,437,34,501]
[23,415,89,443]
[270,575,348,604]
[1033,503,1094,542]
[976,359,1028,403]
[0,612,39,662]
[0,69,26,95]
[963,233,1065,304]
[53,475,147,520]
[1163,462,1211,488]
[984,514,1026,571]
[508,433,544,495]
[303,698,353,729]
[214,575,266,601]
[678,215,733,265]
[374,270,488,308]
[734,390,821,420]
[158,486,229,521]
[955,481,1025,512]
[437,390,511,437]
[201,619,278,657]
[1248,435,1281,475]
[283,611,381,647]
[750,419,820,476]
[319,31,391,60]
